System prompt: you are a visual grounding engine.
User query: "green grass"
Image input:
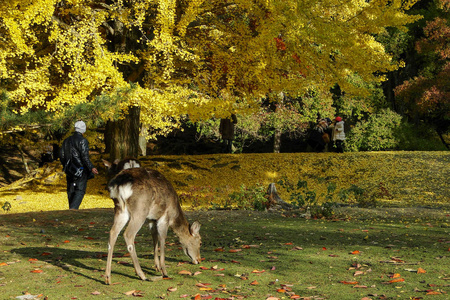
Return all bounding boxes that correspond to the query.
[1,207,449,299]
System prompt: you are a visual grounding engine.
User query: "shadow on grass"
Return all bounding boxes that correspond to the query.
[9,246,168,284]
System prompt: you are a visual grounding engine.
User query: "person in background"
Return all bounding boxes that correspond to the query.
[308,117,331,152]
[60,121,98,209]
[219,114,238,153]
[332,116,346,153]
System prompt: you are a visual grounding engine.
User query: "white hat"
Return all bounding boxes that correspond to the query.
[74,121,86,134]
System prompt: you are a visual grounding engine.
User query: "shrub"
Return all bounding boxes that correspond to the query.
[346,109,403,151]
[394,122,448,151]
[217,184,269,211]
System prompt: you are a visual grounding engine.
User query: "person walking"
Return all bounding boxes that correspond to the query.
[219,114,238,153]
[60,121,98,209]
[332,116,346,153]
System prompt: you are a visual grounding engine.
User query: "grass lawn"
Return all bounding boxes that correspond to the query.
[0,152,449,299]
[0,208,449,299]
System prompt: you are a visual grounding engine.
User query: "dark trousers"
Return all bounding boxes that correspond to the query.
[335,140,344,153]
[66,174,88,209]
[222,139,233,153]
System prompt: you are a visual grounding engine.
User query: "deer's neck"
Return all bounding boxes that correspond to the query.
[171,206,191,240]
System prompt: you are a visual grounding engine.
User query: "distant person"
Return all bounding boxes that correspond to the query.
[332,116,345,153]
[60,121,98,209]
[39,144,54,167]
[219,114,238,153]
[308,118,331,152]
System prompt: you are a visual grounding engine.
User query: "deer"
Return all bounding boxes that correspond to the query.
[103,159,202,285]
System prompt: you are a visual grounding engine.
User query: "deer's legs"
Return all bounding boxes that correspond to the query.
[156,217,169,277]
[149,222,161,274]
[124,215,147,281]
[105,209,129,285]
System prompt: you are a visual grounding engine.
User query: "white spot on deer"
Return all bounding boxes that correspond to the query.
[124,160,140,170]
[128,244,134,252]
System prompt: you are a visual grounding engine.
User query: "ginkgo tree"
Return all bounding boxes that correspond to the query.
[0,0,421,159]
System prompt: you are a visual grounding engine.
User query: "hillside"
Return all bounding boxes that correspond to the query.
[0,151,448,214]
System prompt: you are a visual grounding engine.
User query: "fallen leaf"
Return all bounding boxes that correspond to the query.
[124,290,137,295]
[388,278,405,283]
[354,271,364,276]
[63,240,70,243]
[31,269,43,273]
[351,250,360,255]
[353,285,368,288]
[426,291,441,295]
[266,297,279,300]
[229,249,242,253]
[340,281,358,285]
[252,269,265,273]
[167,287,177,292]
[178,270,192,276]
[91,291,101,295]
[214,248,224,252]
[417,267,427,274]
[277,288,286,293]
[389,273,401,278]
[0,262,8,266]
[197,283,210,287]
[250,280,259,285]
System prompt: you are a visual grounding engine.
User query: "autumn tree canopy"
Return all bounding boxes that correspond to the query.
[1,0,421,138]
[394,0,449,146]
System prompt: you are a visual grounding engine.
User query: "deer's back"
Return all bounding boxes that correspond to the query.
[108,168,181,222]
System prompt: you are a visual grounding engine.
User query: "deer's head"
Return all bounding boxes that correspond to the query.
[181,221,202,264]
[103,158,141,179]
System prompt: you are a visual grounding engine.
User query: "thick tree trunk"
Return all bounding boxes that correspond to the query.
[105,106,141,162]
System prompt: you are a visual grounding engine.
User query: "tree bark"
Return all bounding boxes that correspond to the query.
[105,106,141,161]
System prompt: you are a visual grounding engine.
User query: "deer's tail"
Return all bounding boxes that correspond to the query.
[109,182,133,210]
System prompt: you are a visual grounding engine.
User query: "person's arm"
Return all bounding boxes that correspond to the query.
[79,138,97,173]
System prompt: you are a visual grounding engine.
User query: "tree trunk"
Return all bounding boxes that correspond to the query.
[105,106,141,161]
[273,128,281,153]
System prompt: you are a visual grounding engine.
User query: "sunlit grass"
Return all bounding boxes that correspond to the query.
[0,151,448,214]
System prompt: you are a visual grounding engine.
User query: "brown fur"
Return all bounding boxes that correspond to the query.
[104,164,201,284]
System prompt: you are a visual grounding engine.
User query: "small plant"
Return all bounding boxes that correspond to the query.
[227,183,268,211]
[310,202,336,219]
[277,177,338,218]
[338,184,378,208]
[2,201,11,212]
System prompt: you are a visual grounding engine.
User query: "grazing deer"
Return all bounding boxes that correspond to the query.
[104,161,202,284]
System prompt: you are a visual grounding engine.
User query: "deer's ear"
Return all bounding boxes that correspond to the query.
[102,159,112,169]
[190,221,201,236]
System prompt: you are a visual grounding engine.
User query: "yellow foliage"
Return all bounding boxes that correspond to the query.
[0,152,447,214]
[0,0,421,132]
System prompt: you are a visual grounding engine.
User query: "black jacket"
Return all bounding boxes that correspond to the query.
[61,132,95,173]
